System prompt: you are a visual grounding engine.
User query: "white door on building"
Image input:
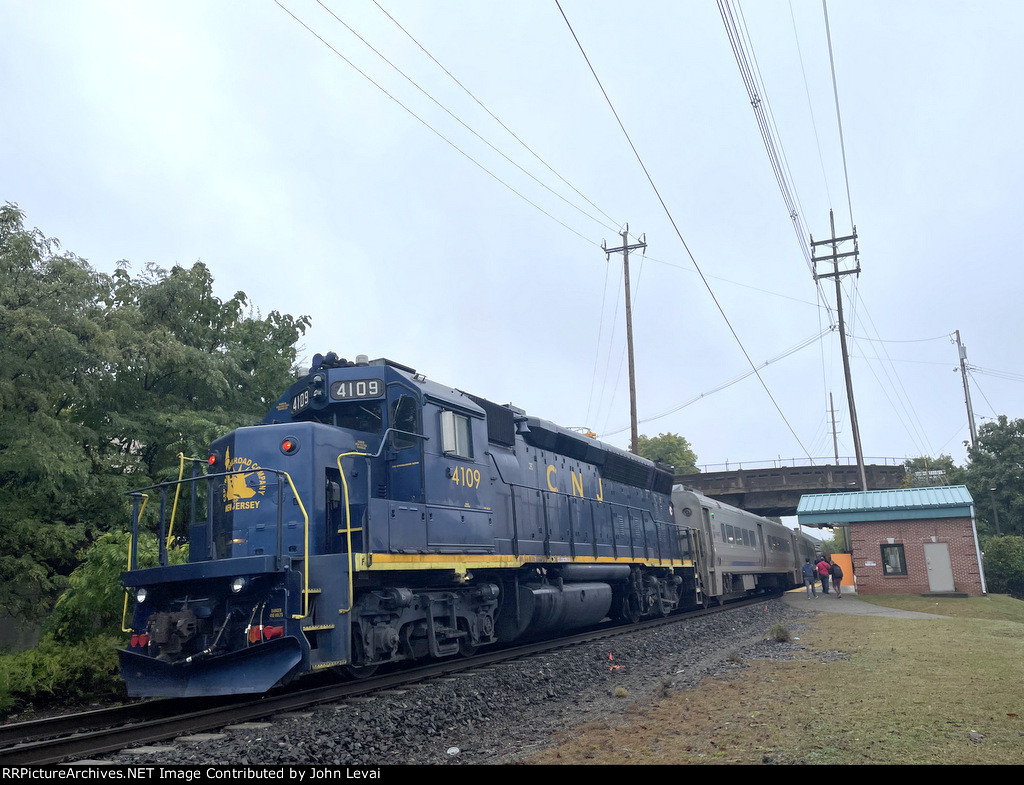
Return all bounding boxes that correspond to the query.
[924,542,955,592]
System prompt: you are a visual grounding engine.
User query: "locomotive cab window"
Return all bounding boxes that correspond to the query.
[294,400,383,433]
[440,409,473,459]
[390,395,420,449]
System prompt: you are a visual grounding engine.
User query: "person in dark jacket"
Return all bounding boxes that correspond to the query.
[830,559,844,598]
[802,559,817,598]
[816,557,832,595]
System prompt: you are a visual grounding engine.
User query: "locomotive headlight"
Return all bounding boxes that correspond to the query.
[311,373,326,399]
[230,577,247,594]
[135,588,148,604]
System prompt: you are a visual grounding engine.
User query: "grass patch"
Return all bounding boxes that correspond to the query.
[524,595,1024,765]
[767,623,791,642]
[856,593,1024,623]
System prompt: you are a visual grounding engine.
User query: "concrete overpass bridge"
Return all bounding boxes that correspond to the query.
[676,458,906,518]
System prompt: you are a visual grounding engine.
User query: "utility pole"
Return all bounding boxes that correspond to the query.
[954,330,977,449]
[829,392,840,464]
[603,225,646,454]
[811,210,867,491]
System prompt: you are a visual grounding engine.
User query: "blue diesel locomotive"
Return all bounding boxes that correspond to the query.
[119,355,701,696]
[118,354,808,697]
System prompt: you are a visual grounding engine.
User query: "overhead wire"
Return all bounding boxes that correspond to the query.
[788,0,833,209]
[312,0,620,236]
[968,364,1024,383]
[339,1,647,430]
[722,0,850,462]
[822,0,855,230]
[555,0,814,460]
[280,1,654,441]
[369,0,623,231]
[600,328,832,438]
[966,370,1000,417]
[274,0,601,247]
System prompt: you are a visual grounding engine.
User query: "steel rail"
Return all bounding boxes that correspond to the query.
[0,595,772,766]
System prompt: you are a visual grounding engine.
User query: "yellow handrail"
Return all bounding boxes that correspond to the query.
[167,453,208,549]
[281,470,311,619]
[336,451,370,616]
[121,494,149,633]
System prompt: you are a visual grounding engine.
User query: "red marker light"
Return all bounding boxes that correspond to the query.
[208,454,216,466]
[282,440,294,452]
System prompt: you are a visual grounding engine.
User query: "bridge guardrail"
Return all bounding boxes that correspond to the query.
[687,457,905,474]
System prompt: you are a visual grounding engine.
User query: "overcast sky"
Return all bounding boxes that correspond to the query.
[3,0,1022,474]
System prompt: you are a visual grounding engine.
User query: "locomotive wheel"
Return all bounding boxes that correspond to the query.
[617,592,641,624]
[341,662,379,680]
[340,627,379,679]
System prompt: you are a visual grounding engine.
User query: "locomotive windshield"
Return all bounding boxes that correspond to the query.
[293,400,383,433]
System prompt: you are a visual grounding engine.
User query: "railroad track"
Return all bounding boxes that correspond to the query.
[0,597,765,765]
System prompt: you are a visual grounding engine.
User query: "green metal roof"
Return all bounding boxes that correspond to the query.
[796,485,974,525]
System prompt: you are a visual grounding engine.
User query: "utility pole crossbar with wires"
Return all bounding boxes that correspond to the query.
[603,225,646,455]
[811,209,867,491]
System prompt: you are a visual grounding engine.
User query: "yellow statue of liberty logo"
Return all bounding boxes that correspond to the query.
[225,447,257,500]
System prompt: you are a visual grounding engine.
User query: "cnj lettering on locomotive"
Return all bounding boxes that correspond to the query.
[546,464,604,502]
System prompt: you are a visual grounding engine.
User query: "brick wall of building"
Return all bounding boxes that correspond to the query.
[848,516,985,595]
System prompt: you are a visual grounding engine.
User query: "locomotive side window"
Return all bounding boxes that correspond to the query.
[390,395,419,449]
[440,410,473,458]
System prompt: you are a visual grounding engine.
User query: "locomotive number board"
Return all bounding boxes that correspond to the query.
[330,378,385,401]
[290,378,385,414]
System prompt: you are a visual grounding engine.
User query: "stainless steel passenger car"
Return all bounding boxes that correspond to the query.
[672,487,816,602]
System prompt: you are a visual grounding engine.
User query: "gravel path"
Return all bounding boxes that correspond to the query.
[98,598,805,766]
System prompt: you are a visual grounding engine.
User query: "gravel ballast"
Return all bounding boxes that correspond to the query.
[99,599,808,766]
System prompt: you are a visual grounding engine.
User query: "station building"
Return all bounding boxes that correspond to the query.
[795,485,986,596]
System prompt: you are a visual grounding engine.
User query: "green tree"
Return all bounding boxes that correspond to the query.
[980,535,1024,598]
[636,432,699,474]
[46,531,188,643]
[0,203,122,618]
[100,260,310,481]
[962,416,1024,537]
[0,203,310,621]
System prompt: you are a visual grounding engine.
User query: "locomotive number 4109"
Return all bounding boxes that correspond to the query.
[331,379,384,400]
[450,465,481,489]
[290,378,384,414]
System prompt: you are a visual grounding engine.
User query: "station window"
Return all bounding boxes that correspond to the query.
[440,410,473,459]
[880,543,907,576]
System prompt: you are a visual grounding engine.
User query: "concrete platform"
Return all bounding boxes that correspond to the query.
[782,588,948,619]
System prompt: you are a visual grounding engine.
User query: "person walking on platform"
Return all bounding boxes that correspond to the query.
[816,557,832,595]
[830,559,844,598]
[802,559,817,598]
